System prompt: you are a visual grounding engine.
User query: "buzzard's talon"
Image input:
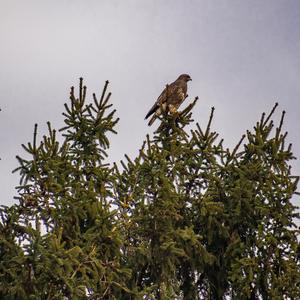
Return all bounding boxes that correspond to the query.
[145,74,192,126]
[173,111,180,118]
[168,104,178,115]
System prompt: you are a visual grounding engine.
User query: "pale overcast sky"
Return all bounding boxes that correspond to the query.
[0,1,300,206]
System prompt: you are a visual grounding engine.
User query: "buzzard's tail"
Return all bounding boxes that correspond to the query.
[145,104,158,120]
[148,115,156,126]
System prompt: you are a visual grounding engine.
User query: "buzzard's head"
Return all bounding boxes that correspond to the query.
[177,74,192,82]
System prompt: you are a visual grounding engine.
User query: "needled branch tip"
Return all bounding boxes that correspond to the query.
[263,102,278,127]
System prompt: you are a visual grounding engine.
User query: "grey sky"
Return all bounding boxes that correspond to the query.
[0,1,300,206]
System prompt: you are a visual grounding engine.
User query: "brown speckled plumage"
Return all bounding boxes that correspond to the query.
[145,74,192,126]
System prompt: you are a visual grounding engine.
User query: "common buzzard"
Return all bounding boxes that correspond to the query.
[145,74,192,126]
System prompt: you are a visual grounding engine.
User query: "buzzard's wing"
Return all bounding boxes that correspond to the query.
[145,83,178,119]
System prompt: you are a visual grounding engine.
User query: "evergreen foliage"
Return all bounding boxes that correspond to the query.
[0,79,299,299]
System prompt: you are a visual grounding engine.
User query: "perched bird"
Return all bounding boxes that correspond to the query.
[145,74,192,126]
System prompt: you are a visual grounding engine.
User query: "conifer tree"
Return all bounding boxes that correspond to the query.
[113,103,300,299]
[1,79,131,299]
[0,79,299,299]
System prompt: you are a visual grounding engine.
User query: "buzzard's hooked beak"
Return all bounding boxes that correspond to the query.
[188,78,192,81]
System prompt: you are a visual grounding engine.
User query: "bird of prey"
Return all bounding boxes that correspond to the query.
[145,74,192,126]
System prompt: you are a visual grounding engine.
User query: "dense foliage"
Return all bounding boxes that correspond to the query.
[0,79,299,299]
